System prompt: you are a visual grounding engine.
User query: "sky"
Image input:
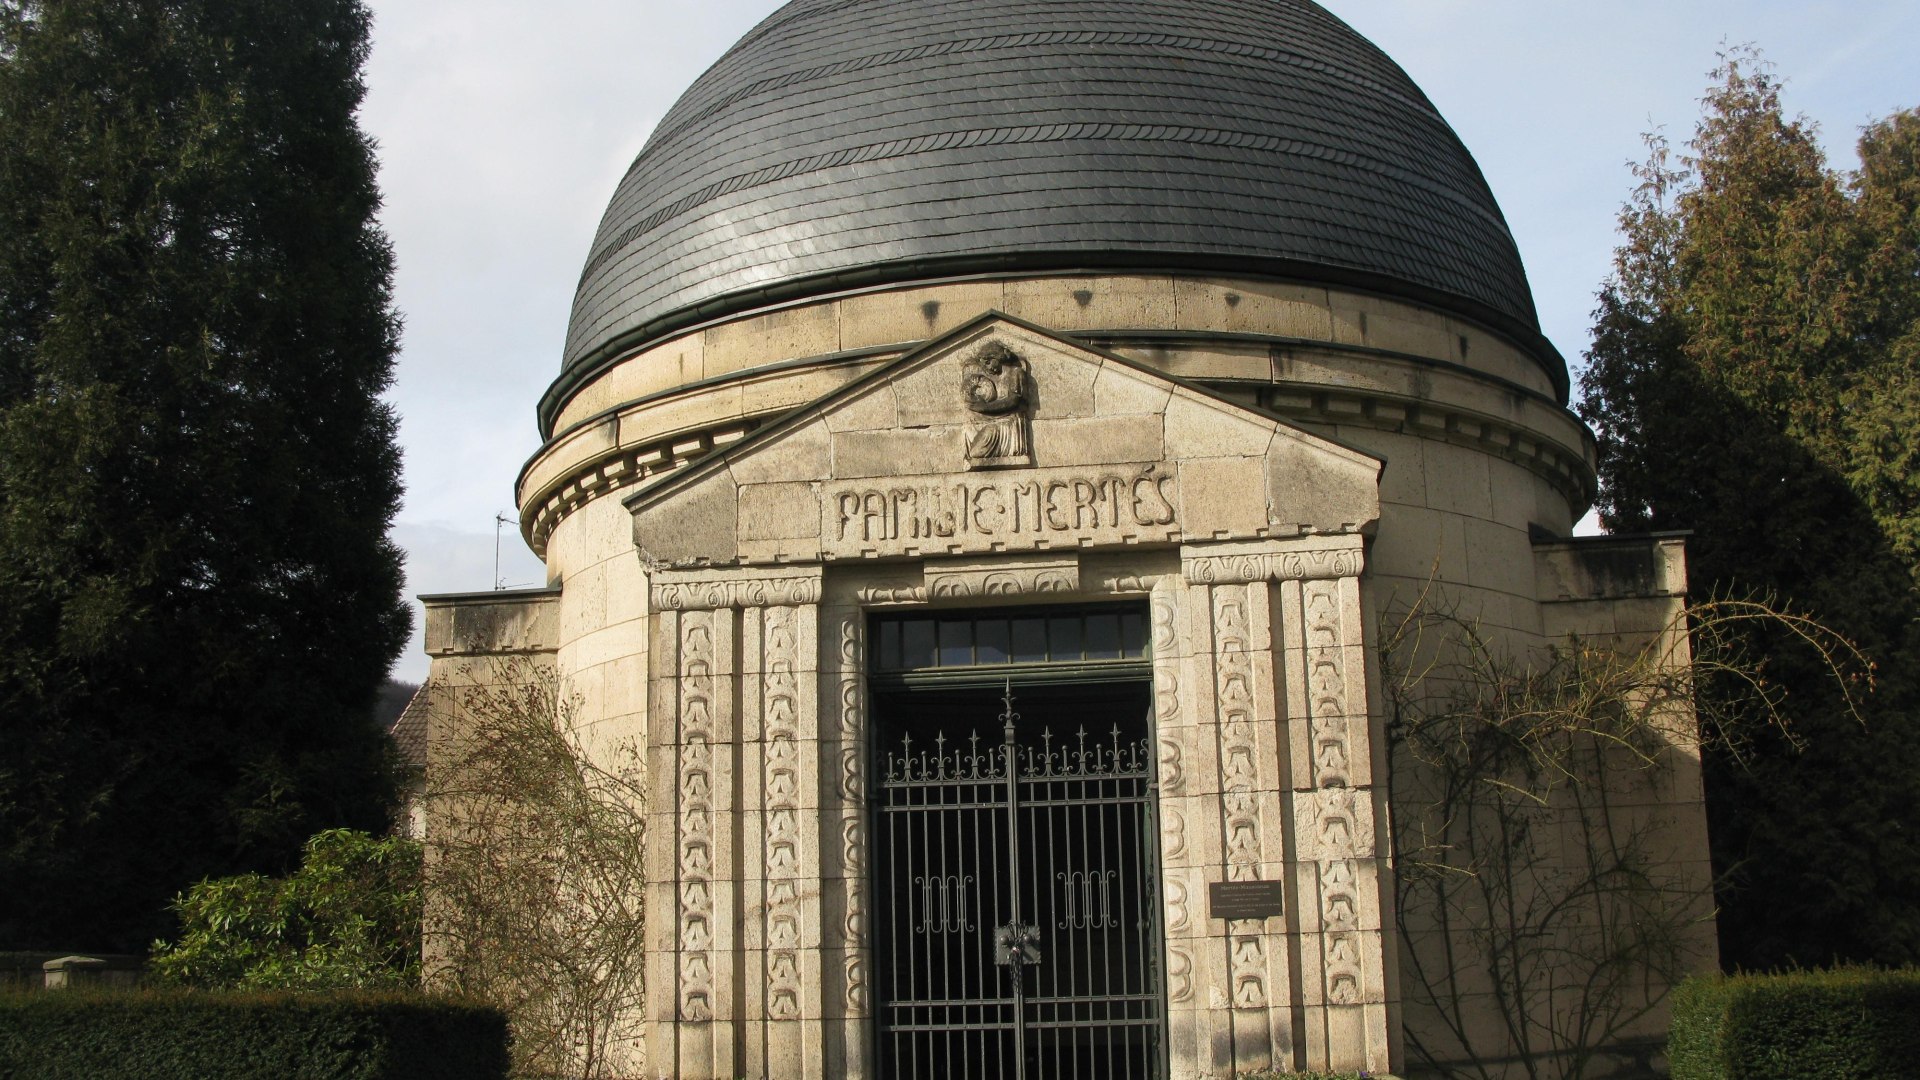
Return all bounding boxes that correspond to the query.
[360,0,1918,684]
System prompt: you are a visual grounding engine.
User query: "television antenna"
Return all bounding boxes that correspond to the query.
[494,512,512,590]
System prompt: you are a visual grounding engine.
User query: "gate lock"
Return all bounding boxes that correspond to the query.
[993,922,1042,967]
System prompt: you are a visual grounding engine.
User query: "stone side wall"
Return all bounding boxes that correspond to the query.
[419,585,566,775]
[1374,534,1712,1078]
[1537,532,1714,1007]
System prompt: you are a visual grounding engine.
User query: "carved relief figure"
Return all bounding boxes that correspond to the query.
[961,342,1032,467]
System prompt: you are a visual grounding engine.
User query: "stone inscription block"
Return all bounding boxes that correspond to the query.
[820,463,1179,558]
[1209,880,1286,921]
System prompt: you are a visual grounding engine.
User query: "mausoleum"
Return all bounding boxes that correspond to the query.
[420,1,1715,1076]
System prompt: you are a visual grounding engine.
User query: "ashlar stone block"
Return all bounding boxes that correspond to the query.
[739,482,822,543]
[1002,273,1176,330]
[829,427,957,479]
[1177,457,1270,540]
[1092,358,1175,415]
[632,471,738,567]
[1173,276,1334,339]
[838,279,1005,349]
[728,421,832,487]
[1028,413,1164,467]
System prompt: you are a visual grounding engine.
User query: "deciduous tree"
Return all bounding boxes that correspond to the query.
[1579,50,1920,969]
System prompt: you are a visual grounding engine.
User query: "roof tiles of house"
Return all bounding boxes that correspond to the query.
[387,686,429,773]
[547,0,1557,429]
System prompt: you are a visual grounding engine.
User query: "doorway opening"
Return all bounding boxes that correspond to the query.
[869,604,1167,1080]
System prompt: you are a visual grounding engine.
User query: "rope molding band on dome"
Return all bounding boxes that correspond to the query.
[580,120,1514,288]
[630,29,1445,183]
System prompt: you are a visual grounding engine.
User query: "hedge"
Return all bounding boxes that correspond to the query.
[1668,967,1920,1080]
[0,989,507,1080]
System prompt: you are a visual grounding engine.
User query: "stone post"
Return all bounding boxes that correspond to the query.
[42,955,108,990]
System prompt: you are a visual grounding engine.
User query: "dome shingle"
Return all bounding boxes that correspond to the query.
[548,0,1554,427]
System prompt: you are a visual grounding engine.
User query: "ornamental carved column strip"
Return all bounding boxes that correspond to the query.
[669,602,737,1080]
[646,569,824,1080]
[643,605,684,1079]
[819,601,871,1080]
[1151,576,1224,1080]
[740,605,768,1063]
[747,599,821,1079]
[1207,578,1294,1070]
[1160,568,1296,1079]
[1275,562,1389,1076]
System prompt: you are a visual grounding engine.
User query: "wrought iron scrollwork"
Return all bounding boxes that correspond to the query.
[916,873,976,933]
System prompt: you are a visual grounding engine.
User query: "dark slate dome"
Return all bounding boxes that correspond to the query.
[549,0,1552,426]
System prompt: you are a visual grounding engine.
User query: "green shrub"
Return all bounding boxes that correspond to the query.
[1668,967,1920,1079]
[0,989,506,1080]
[150,829,421,991]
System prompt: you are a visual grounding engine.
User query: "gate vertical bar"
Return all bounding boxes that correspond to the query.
[1000,683,1027,1080]
[1144,702,1171,1080]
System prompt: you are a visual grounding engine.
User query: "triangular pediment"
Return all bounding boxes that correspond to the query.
[625,313,1381,568]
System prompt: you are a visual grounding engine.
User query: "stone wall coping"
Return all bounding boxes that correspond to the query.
[1533,532,1689,602]
[418,585,563,607]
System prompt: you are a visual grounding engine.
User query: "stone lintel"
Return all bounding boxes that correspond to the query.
[1182,534,1367,585]
[651,566,825,610]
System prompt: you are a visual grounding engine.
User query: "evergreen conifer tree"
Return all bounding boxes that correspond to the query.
[0,0,408,951]
[1580,52,1920,968]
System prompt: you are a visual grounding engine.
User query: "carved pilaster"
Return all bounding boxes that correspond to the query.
[1152,577,1228,1080]
[833,610,869,1014]
[666,604,735,1079]
[761,604,806,1036]
[1275,563,1389,1075]
[647,568,826,1080]
[1212,587,1264,882]
[1206,580,1291,1067]
[1150,584,1195,1006]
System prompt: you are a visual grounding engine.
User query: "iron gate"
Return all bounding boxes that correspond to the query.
[873,679,1166,1079]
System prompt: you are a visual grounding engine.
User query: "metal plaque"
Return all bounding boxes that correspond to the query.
[1208,880,1286,921]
